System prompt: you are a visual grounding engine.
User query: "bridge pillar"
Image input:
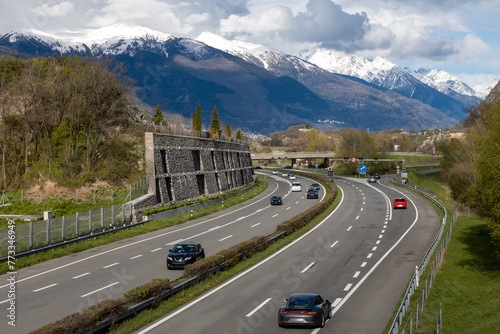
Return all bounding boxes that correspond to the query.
[324,158,329,167]
[291,158,296,167]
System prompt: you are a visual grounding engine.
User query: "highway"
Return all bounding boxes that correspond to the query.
[135,177,440,334]
[0,174,322,333]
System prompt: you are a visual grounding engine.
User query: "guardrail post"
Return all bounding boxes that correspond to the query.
[415,265,419,287]
[89,210,92,232]
[76,212,79,237]
[112,205,115,226]
[101,208,104,230]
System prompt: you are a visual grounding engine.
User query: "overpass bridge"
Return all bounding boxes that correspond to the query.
[251,151,335,167]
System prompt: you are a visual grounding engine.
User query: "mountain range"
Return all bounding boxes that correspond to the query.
[0,24,492,134]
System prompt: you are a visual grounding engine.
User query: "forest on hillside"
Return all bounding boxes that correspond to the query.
[0,55,145,189]
[439,81,500,260]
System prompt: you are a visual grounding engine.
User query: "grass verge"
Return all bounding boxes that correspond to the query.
[108,184,342,334]
[411,212,500,333]
[0,181,268,275]
[386,172,500,333]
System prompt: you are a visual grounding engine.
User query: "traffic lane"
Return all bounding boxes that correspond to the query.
[1,179,320,332]
[136,181,392,334]
[139,178,432,334]
[329,180,440,333]
[0,178,284,288]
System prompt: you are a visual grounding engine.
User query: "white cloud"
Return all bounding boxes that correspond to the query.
[33,2,75,18]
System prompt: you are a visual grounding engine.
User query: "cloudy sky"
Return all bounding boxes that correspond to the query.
[1,0,499,87]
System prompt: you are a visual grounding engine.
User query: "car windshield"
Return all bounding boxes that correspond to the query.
[289,296,315,307]
[272,196,280,200]
[173,245,194,253]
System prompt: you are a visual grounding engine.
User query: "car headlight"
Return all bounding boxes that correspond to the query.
[167,256,173,260]
[184,256,192,260]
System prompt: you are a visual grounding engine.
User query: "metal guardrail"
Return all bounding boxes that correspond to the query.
[388,179,449,334]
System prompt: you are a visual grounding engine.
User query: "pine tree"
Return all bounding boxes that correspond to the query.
[225,124,231,137]
[236,130,242,140]
[195,104,202,133]
[210,105,221,137]
[152,105,164,125]
[192,112,196,133]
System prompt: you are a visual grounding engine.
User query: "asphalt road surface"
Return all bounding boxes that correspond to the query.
[0,174,322,333]
[135,177,439,334]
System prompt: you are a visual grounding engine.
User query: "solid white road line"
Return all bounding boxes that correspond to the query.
[33,283,58,292]
[80,282,119,298]
[332,298,342,307]
[135,185,346,334]
[246,298,273,317]
[0,182,283,290]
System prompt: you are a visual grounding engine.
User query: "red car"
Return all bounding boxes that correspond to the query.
[393,198,407,209]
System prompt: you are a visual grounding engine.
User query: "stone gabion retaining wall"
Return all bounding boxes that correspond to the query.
[133,133,254,219]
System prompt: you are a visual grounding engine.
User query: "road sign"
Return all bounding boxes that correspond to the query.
[315,164,318,169]
[350,157,357,163]
[359,165,367,174]
[327,169,334,178]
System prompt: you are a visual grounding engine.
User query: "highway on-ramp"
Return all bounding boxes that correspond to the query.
[0,174,322,333]
[135,177,440,334]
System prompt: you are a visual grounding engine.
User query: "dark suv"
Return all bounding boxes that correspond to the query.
[167,242,205,269]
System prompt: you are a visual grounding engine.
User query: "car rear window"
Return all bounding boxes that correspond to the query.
[290,296,315,306]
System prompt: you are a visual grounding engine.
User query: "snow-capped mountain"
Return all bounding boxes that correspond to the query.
[410,68,483,99]
[0,26,464,132]
[303,49,483,119]
[198,34,480,122]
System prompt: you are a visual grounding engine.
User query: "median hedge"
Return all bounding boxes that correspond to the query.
[33,172,336,333]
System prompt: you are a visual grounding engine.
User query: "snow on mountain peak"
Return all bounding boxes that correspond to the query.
[196,32,265,54]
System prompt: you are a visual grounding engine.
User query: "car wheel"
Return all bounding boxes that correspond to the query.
[320,312,325,328]
[327,304,332,319]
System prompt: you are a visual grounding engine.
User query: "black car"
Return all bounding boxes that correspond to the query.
[167,242,205,269]
[278,293,331,328]
[270,195,283,205]
[307,188,319,199]
[374,173,381,179]
[310,183,321,191]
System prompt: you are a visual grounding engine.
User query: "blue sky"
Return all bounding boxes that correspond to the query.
[1,0,498,87]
